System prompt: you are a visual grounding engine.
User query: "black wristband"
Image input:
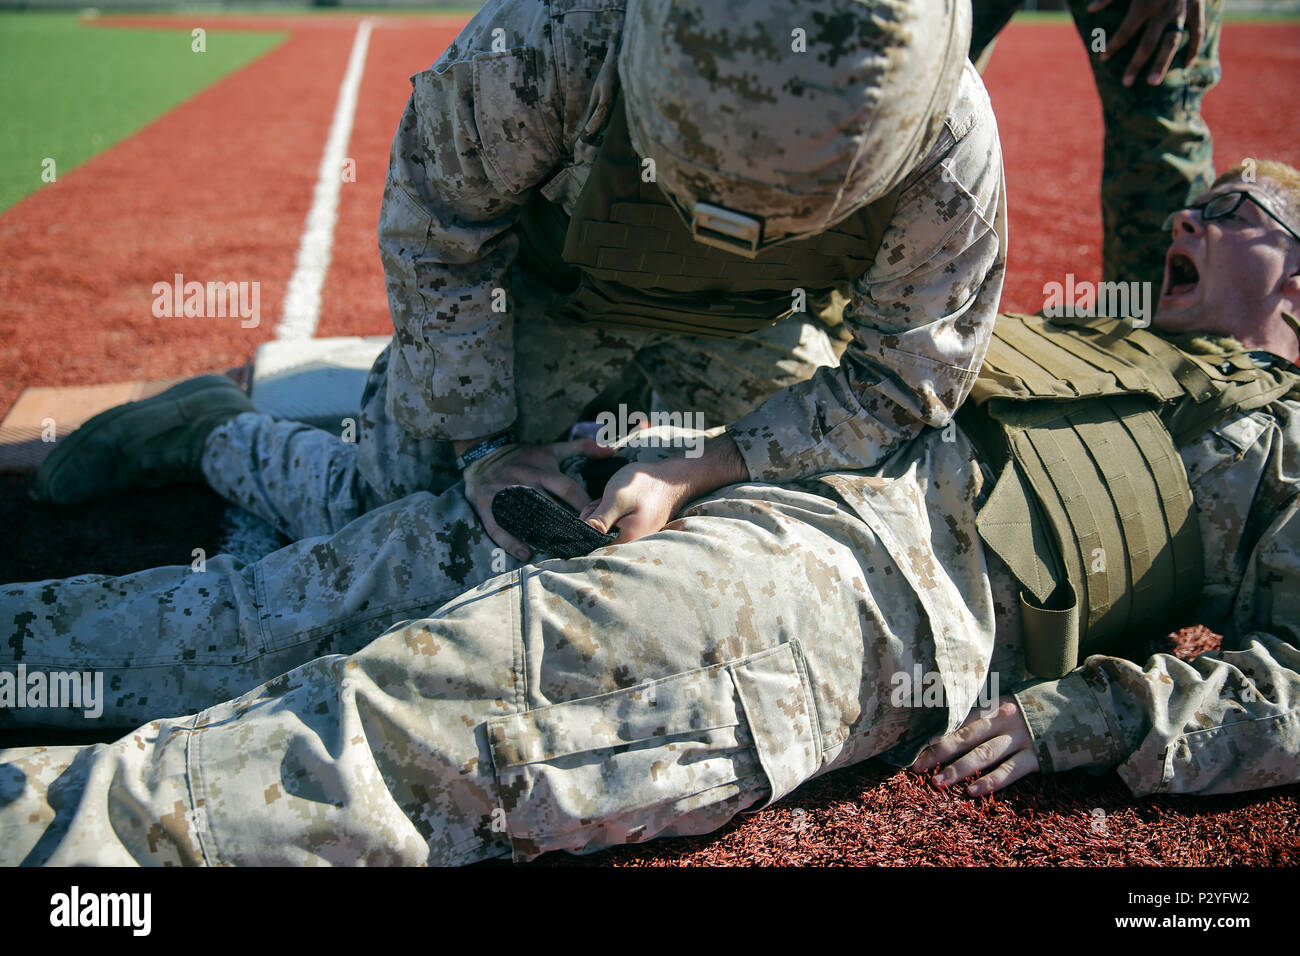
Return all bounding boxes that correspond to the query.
[456,430,518,471]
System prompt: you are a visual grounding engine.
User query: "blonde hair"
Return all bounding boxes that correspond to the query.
[1213,159,1300,232]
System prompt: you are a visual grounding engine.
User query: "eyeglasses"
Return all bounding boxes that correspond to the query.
[1162,190,1300,244]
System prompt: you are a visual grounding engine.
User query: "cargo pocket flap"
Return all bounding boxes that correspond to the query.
[471,48,561,195]
[487,667,741,769]
[731,642,822,807]
[485,641,821,860]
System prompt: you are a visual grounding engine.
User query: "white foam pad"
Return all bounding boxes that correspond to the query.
[250,336,389,435]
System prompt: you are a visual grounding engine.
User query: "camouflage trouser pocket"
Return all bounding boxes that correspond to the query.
[485,640,822,861]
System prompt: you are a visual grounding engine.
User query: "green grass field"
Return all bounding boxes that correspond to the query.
[0,13,286,213]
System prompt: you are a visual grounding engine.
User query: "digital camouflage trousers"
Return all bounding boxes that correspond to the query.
[0,428,994,865]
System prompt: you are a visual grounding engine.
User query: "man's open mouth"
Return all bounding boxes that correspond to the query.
[1164,252,1200,297]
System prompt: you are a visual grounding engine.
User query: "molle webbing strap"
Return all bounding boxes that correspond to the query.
[975,396,1202,679]
[972,314,1300,443]
[1156,342,1300,444]
[514,90,901,338]
[971,313,1183,407]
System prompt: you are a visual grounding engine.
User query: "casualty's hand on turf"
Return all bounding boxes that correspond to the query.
[914,698,1041,796]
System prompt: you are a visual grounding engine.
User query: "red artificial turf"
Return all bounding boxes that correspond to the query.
[525,624,1299,867]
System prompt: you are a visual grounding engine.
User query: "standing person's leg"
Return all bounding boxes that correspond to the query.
[0,485,512,731]
[968,0,1025,68]
[0,441,990,865]
[1068,0,1223,293]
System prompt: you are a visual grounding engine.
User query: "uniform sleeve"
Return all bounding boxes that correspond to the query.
[1013,417,1300,797]
[378,0,575,441]
[727,64,1008,482]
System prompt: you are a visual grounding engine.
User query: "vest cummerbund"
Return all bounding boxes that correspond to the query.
[961,312,1300,678]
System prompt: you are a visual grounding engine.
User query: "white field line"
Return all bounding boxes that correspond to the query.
[275,18,372,341]
[222,19,372,563]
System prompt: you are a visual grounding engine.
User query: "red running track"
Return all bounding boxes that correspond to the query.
[2,16,1298,414]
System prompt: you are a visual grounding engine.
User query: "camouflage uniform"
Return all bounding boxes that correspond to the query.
[970,0,1222,293]
[2,370,1297,863]
[201,304,838,541]
[1,428,984,864]
[199,0,1007,536]
[1010,395,1300,796]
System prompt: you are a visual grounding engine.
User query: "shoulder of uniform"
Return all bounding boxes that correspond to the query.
[441,0,625,59]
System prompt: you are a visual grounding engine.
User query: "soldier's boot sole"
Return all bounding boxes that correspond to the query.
[30,375,257,504]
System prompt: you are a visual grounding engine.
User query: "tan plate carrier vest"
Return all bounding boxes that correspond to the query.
[514,90,903,338]
[960,312,1300,679]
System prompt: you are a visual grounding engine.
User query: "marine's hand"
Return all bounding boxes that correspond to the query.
[461,437,615,561]
[913,697,1041,796]
[1089,0,1205,87]
[582,433,748,545]
[580,460,688,544]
